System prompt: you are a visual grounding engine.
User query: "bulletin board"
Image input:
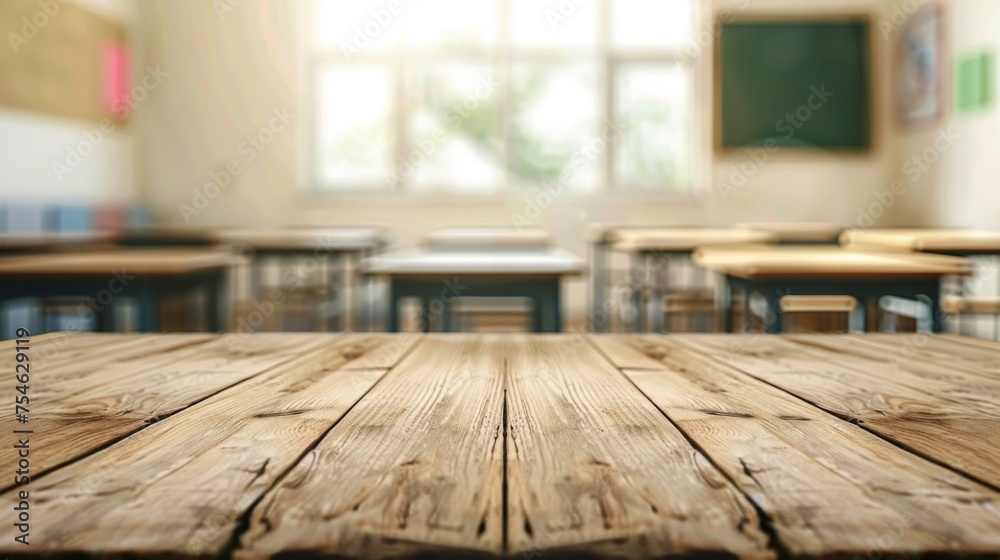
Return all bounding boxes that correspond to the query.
[0,0,128,123]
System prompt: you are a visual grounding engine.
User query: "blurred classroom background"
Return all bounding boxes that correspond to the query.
[1,0,998,338]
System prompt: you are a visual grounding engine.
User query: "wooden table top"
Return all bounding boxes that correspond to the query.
[694,244,973,279]
[218,227,387,251]
[0,232,118,252]
[840,228,1000,254]
[2,332,998,559]
[605,227,778,251]
[363,247,584,276]
[735,222,843,243]
[0,249,235,276]
[423,227,552,248]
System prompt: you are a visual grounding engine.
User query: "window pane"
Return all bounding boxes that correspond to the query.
[611,0,692,50]
[313,0,403,56]
[314,65,392,188]
[509,62,599,190]
[510,0,598,49]
[614,64,691,189]
[407,63,502,193]
[403,0,498,49]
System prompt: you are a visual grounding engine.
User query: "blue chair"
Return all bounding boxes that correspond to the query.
[0,205,45,337]
[41,205,100,332]
[47,205,94,233]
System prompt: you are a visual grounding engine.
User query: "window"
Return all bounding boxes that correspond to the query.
[308,0,695,194]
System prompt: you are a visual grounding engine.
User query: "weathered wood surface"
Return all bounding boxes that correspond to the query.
[591,334,1000,557]
[505,335,771,559]
[0,333,421,557]
[0,333,998,559]
[238,335,505,559]
[674,334,1000,489]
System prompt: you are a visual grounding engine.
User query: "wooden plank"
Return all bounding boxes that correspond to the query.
[830,333,1000,376]
[673,334,1000,490]
[0,333,325,488]
[589,334,1000,557]
[0,333,420,557]
[505,335,771,559]
[219,227,386,250]
[0,249,235,275]
[0,330,74,348]
[785,334,1000,384]
[238,335,505,559]
[337,332,423,370]
[840,228,1000,253]
[606,227,777,251]
[363,247,584,276]
[423,227,552,248]
[692,245,973,279]
[938,333,1000,352]
[736,222,842,243]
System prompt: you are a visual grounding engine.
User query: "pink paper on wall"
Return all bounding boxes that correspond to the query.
[101,42,130,117]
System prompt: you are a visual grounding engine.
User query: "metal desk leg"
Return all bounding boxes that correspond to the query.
[628,251,644,333]
[764,291,782,334]
[591,239,608,332]
[206,271,227,333]
[716,272,732,333]
[135,286,159,333]
[650,253,667,333]
[388,278,400,333]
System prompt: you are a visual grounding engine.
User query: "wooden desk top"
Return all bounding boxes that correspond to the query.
[693,244,973,279]
[840,228,1000,254]
[363,247,584,276]
[217,227,387,251]
[2,332,999,559]
[424,227,552,248]
[605,227,778,251]
[736,222,843,243]
[0,232,118,252]
[0,249,235,276]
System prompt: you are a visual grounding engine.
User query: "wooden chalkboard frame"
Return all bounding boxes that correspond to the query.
[713,12,875,156]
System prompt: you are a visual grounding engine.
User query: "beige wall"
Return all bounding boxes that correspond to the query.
[0,0,136,205]
[892,0,999,229]
[135,0,903,322]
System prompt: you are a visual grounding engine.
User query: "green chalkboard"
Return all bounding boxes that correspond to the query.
[718,19,871,151]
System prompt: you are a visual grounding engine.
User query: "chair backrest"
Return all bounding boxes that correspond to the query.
[1,204,46,234]
[780,295,863,333]
[47,205,94,233]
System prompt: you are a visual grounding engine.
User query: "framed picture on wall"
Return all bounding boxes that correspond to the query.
[897,5,944,125]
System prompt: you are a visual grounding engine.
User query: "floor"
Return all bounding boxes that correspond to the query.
[2,332,999,558]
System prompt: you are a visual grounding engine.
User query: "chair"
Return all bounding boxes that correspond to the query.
[941,295,1000,339]
[41,205,100,332]
[879,295,933,334]
[449,297,533,332]
[780,295,863,333]
[0,205,45,336]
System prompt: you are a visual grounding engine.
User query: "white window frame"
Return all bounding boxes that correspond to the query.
[304,0,700,196]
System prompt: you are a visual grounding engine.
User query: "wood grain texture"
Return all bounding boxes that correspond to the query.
[820,333,1000,377]
[238,335,505,559]
[0,333,419,557]
[505,335,771,559]
[590,334,1000,557]
[673,334,1000,490]
[0,333,322,487]
[3,333,1000,559]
